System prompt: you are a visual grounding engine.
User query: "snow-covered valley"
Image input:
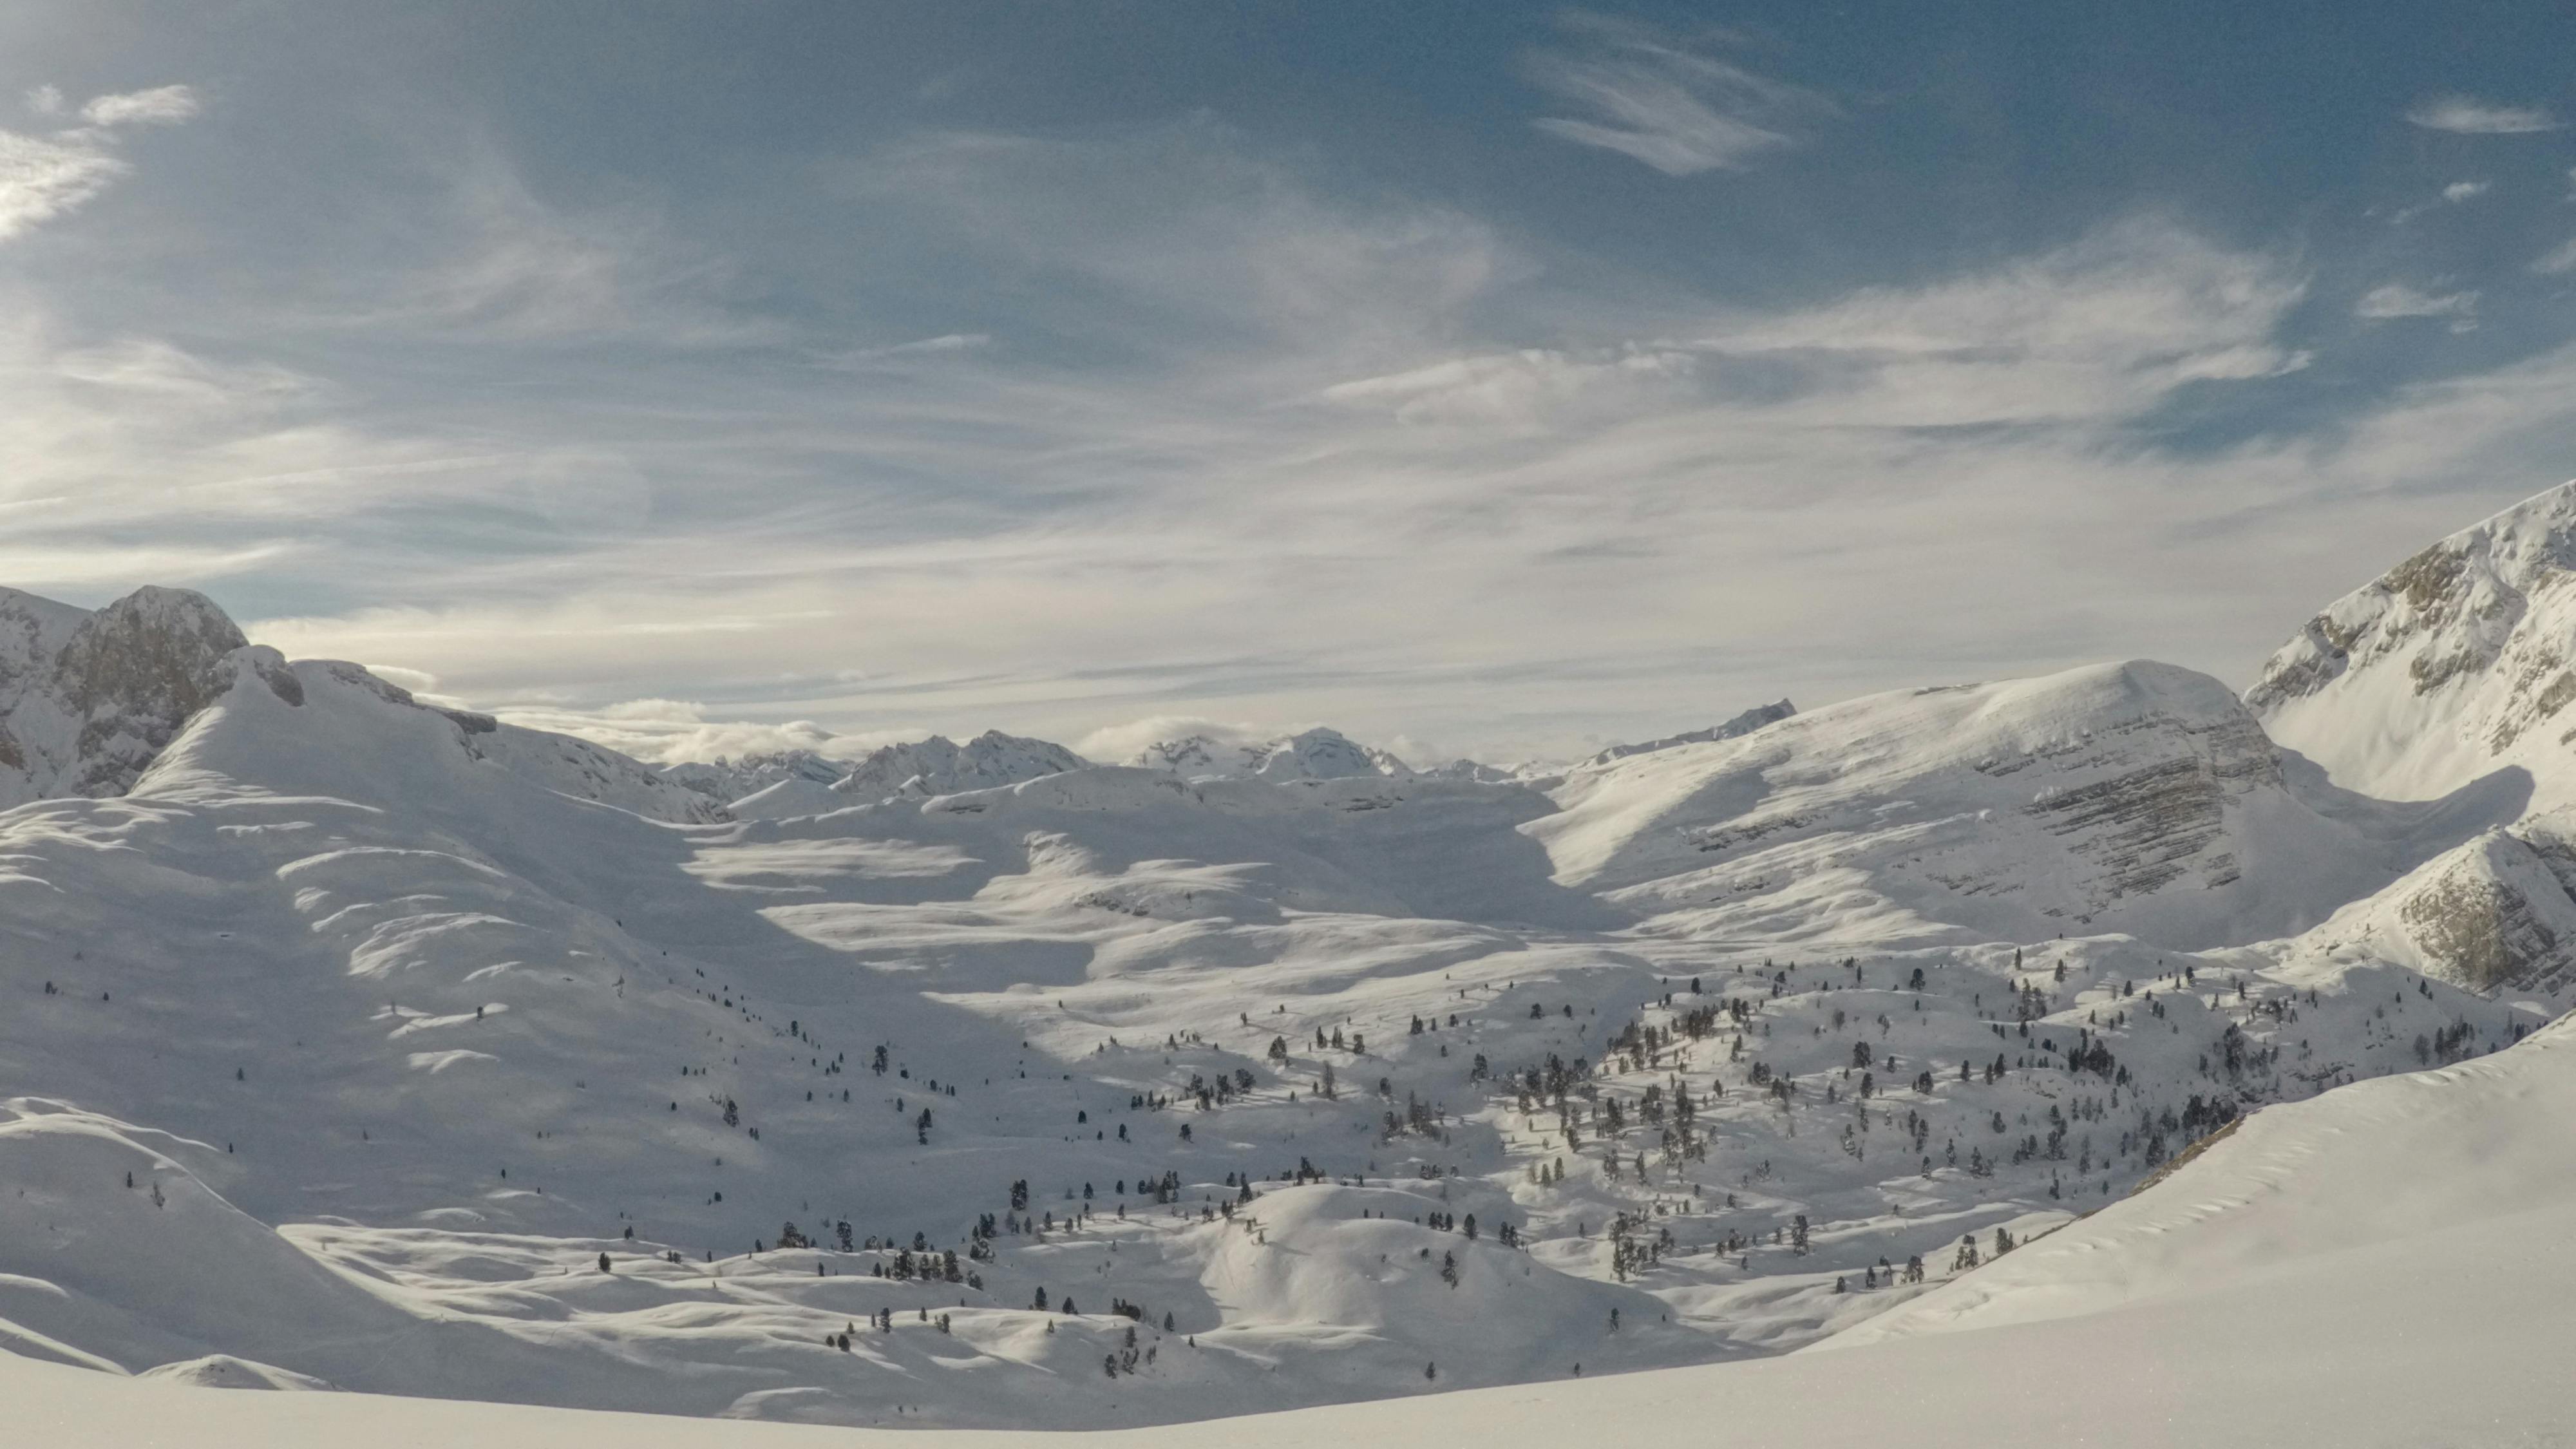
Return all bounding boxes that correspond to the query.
[8,486,2576,1439]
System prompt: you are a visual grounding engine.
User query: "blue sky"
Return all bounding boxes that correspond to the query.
[8,1,2576,763]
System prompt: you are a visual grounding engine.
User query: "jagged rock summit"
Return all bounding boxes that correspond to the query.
[2275,816,2576,994]
[0,583,723,825]
[0,584,255,805]
[2250,478,2576,808]
[835,728,1088,800]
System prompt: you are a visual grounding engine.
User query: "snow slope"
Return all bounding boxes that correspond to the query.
[12,1012,2576,1445]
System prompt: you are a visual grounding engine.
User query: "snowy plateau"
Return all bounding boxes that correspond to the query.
[10,488,2576,1446]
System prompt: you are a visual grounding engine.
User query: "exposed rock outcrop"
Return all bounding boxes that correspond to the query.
[2250,480,2576,805]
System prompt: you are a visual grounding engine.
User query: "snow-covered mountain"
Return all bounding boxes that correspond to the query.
[726,729,1086,817]
[1125,726,1404,782]
[0,585,721,827]
[0,585,261,806]
[1414,757,1519,783]
[6,488,2576,1437]
[1578,699,1797,768]
[2249,478,2576,808]
[835,728,1088,800]
[661,750,848,806]
[2265,809,2576,994]
[1533,659,2503,951]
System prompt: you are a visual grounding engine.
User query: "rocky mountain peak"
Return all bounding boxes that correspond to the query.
[0,585,254,800]
[2249,479,2576,804]
[1126,726,1404,782]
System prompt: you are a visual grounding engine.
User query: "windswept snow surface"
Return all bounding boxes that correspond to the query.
[2,510,2575,1437]
[12,1013,2576,1445]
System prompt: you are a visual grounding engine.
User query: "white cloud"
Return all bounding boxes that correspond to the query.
[2355,283,2479,326]
[0,129,128,240]
[813,333,992,370]
[223,211,2374,762]
[79,84,200,128]
[2534,237,2576,275]
[1320,346,1698,428]
[846,118,1510,366]
[1693,218,2311,426]
[1318,223,2311,437]
[480,698,894,764]
[1529,15,1832,176]
[321,140,780,348]
[0,84,199,243]
[52,337,311,404]
[2442,180,2490,203]
[1074,715,1263,764]
[2405,97,2561,134]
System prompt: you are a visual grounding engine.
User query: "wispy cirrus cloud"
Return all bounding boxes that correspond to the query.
[0,83,200,242]
[79,84,200,128]
[812,332,993,370]
[1526,14,1832,176]
[2532,234,2576,274]
[2405,95,2562,134]
[0,129,128,240]
[2356,282,2479,330]
[16,36,2576,768]
[232,209,2427,764]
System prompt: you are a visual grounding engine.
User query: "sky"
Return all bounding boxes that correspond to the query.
[10,1,2576,766]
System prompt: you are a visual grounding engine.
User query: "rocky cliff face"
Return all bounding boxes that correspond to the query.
[0,585,254,805]
[2276,818,2576,994]
[0,584,723,826]
[2249,480,2576,805]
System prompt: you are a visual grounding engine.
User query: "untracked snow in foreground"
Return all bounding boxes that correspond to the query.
[13,1010,2574,1447]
